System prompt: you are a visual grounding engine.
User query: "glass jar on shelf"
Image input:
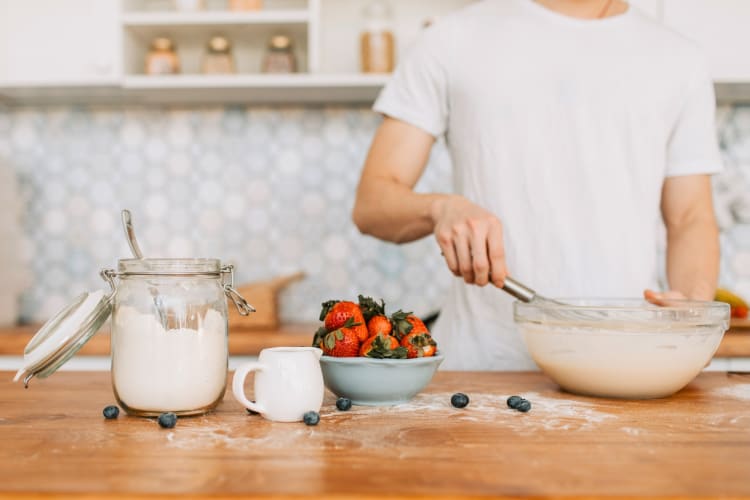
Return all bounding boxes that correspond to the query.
[174,0,204,11]
[145,37,180,75]
[202,36,236,74]
[262,35,296,74]
[360,0,395,73]
[228,0,262,11]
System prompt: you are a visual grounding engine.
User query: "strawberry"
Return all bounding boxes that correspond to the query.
[391,310,429,341]
[321,326,361,357]
[321,300,365,331]
[367,315,392,337]
[357,294,386,322]
[732,305,748,319]
[400,332,437,359]
[349,318,369,343]
[360,333,407,359]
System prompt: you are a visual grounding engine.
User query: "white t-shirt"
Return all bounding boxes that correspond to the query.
[373,0,722,370]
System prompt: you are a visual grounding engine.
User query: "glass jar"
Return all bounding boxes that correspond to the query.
[262,35,296,73]
[360,0,395,73]
[174,0,204,11]
[145,37,180,75]
[14,258,254,417]
[228,0,262,10]
[105,259,242,416]
[202,36,235,74]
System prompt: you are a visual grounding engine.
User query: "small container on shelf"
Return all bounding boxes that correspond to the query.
[228,0,262,11]
[145,37,180,75]
[202,36,236,74]
[262,35,296,74]
[360,0,395,74]
[174,0,204,11]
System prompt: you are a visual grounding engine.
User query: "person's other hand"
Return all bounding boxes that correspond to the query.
[431,195,506,287]
[643,289,687,306]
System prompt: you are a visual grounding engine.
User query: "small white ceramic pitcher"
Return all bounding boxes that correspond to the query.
[232,347,324,422]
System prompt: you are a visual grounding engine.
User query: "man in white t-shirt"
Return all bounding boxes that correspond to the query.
[352,0,722,370]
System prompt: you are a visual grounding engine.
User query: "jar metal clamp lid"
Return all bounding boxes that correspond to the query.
[14,262,254,388]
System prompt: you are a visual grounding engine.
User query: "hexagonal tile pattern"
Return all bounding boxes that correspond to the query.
[1,104,749,324]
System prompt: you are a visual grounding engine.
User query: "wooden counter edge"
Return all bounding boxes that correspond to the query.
[0,324,316,356]
[0,322,748,357]
[2,495,737,500]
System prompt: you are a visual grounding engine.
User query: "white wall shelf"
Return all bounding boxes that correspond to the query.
[122,73,388,88]
[121,73,388,103]
[122,10,311,26]
[0,73,389,105]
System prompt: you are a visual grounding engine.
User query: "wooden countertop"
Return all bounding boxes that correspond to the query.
[0,323,314,357]
[1,370,749,499]
[1,319,748,357]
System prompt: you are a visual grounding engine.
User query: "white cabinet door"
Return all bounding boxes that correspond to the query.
[0,0,120,84]
[663,0,750,81]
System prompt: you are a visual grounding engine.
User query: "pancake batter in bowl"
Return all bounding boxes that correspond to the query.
[521,321,725,399]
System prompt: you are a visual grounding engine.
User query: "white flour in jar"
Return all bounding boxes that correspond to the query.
[111,305,228,413]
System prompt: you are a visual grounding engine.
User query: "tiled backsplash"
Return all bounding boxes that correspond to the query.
[0,105,454,323]
[0,104,749,324]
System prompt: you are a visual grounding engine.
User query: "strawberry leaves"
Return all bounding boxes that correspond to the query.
[323,328,345,351]
[312,326,328,348]
[364,334,408,360]
[390,309,414,341]
[319,300,340,321]
[357,294,386,322]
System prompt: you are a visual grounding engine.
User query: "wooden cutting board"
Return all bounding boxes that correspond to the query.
[228,271,305,330]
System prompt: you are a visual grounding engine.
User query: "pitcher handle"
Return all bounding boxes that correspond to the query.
[232,362,265,414]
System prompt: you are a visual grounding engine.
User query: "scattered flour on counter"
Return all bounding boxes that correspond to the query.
[136,392,620,451]
[318,391,616,430]
[712,384,750,401]
[620,427,643,436]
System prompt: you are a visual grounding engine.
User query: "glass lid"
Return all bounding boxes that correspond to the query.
[14,289,113,387]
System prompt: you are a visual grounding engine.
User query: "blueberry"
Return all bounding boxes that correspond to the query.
[450,393,470,408]
[516,400,532,413]
[507,395,524,409]
[102,405,119,419]
[158,412,177,428]
[303,411,320,426]
[336,397,352,411]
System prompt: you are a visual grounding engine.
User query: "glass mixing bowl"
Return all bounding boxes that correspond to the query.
[514,298,730,399]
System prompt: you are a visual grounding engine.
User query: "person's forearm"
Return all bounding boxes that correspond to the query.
[665,217,719,301]
[353,176,450,243]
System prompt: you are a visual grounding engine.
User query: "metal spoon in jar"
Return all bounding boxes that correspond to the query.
[120,209,169,330]
[121,209,144,259]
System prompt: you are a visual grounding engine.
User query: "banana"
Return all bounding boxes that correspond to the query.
[715,288,749,308]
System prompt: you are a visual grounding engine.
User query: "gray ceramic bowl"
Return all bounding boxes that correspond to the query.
[319,353,444,406]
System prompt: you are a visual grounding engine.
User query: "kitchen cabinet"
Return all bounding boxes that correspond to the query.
[663,0,750,82]
[1,370,749,498]
[5,0,750,104]
[0,0,469,105]
[0,0,120,85]
[121,0,472,103]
